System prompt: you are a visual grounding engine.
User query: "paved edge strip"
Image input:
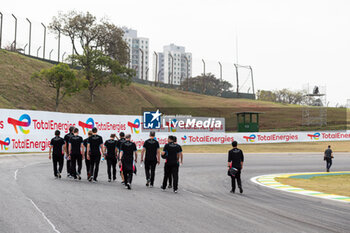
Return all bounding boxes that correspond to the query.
[250,171,350,203]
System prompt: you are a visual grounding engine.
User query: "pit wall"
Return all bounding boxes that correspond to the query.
[0,109,348,153]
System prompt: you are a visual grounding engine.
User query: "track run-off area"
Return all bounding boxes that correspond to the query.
[1,152,350,233]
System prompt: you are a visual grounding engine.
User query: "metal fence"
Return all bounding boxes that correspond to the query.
[0,11,255,100]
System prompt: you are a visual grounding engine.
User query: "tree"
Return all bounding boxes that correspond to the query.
[257,89,306,105]
[71,48,134,101]
[181,73,233,96]
[49,11,133,101]
[32,64,86,111]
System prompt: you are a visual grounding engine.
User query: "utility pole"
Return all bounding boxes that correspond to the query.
[55,26,61,62]
[154,51,158,84]
[0,12,3,49]
[12,14,17,51]
[41,23,46,59]
[26,18,32,55]
[234,64,239,95]
[184,56,189,91]
[169,53,174,85]
[139,48,144,80]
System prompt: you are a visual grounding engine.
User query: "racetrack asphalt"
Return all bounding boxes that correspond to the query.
[1,152,350,233]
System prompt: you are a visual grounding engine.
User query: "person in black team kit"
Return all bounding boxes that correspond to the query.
[83,130,93,179]
[104,134,118,182]
[119,134,137,190]
[64,126,75,177]
[324,145,334,172]
[141,131,160,187]
[49,130,66,178]
[116,132,126,184]
[228,141,244,194]
[87,127,104,182]
[161,136,181,193]
[69,128,84,180]
[166,136,184,188]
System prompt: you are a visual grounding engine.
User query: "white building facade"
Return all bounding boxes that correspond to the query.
[153,44,192,85]
[123,27,149,80]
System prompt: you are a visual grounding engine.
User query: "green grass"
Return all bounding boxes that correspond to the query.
[181,141,350,153]
[0,49,347,132]
[276,175,350,197]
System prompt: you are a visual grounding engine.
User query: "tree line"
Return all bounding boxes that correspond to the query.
[32,11,134,111]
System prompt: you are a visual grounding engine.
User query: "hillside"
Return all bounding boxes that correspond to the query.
[0,50,280,113]
[0,50,347,132]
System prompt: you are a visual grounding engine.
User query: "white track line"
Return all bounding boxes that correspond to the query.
[27,198,61,233]
[14,161,60,232]
[250,172,350,204]
[14,169,18,180]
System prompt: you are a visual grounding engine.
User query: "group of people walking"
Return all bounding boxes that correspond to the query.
[49,127,184,192]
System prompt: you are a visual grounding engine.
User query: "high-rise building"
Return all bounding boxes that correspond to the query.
[153,44,192,85]
[123,27,149,80]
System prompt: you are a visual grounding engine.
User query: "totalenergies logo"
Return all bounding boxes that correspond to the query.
[308,132,320,140]
[0,137,10,150]
[8,114,31,134]
[128,119,140,134]
[78,118,95,134]
[181,135,187,143]
[243,134,256,142]
[166,119,177,132]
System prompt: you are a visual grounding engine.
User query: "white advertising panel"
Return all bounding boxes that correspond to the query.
[0,109,348,153]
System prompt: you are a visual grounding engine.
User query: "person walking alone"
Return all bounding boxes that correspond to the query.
[324,145,334,172]
[228,141,244,194]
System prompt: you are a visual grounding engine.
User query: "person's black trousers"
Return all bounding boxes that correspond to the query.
[123,167,133,185]
[163,165,172,187]
[162,163,179,191]
[145,160,157,185]
[231,170,242,191]
[85,154,90,177]
[106,157,117,180]
[70,153,82,178]
[52,154,64,176]
[89,155,101,180]
[66,158,71,175]
[326,158,332,170]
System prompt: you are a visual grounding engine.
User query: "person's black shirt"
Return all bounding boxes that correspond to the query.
[50,136,65,156]
[143,138,160,161]
[228,148,244,170]
[325,148,333,158]
[104,139,117,158]
[163,142,181,165]
[176,144,183,153]
[64,132,74,151]
[69,135,83,155]
[120,140,137,166]
[83,138,89,156]
[88,134,103,156]
[116,138,126,151]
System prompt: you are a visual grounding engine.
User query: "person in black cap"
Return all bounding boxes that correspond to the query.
[119,134,137,190]
[141,131,160,187]
[87,127,104,182]
[69,128,84,180]
[116,132,126,184]
[104,134,118,182]
[83,130,93,179]
[49,130,65,178]
[228,141,244,193]
[324,145,334,172]
[166,136,184,189]
[161,135,181,193]
[64,126,75,177]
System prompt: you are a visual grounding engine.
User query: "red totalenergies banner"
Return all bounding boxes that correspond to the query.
[0,108,350,153]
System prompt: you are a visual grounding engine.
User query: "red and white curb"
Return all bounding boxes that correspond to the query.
[250,172,350,203]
